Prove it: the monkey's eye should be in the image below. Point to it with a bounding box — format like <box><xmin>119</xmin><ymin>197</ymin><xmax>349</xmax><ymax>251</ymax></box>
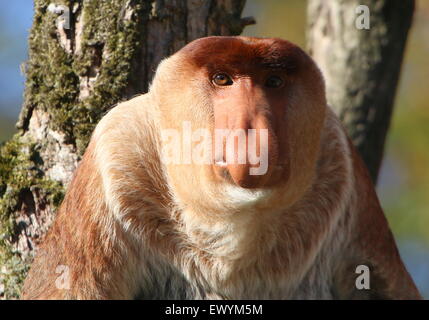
<box><xmin>212</xmin><ymin>73</ymin><xmax>233</xmax><ymax>86</ymax></box>
<box><xmin>265</xmin><ymin>75</ymin><xmax>284</xmax><ymax>88</ymax></box>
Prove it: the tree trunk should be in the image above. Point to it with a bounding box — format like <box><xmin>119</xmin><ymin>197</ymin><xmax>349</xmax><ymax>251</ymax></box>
<box><xmin>0</xmin><ymin>0</ymin><xmax>253</xmax><ymax>299</ymax></box>
<box><xmin>307</xmin><ymin>0</ymin><xmax>415</xmax><ymax>183</ymax></box>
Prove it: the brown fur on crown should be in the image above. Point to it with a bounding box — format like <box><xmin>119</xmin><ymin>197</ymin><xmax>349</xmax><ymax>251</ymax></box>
<box><xmin>180</xmin><ymin>36</ymin><xmax>305</xmax><ymax>76</ymax></box>
<box><xmin>21</xmin><ymin>36</ymin><xmax>420</xmax><ymax>300</ymax></box>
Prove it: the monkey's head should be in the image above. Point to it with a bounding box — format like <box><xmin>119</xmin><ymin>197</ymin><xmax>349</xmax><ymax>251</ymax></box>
<box><xmin>150</xmin><ymin>36</ymin><xmax>327</xmax><ymax>212</ymax></box>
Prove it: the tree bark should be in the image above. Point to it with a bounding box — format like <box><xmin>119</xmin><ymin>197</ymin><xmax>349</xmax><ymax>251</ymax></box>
<box><xmin>0</xmin><ymin>0</ymin><xmax>252</xmax><ymax>299</ymax></box>
<box><xmin>307</xmin><ymin>0</ymin><xmax>415</xmax><ymax>183</ymax></box>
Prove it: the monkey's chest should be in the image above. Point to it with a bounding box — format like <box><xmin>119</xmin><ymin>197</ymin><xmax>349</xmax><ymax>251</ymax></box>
<box><xmin>137</xmin><ymin>254</ymin><xmax>335</xmax><ymax>300</ymax></box>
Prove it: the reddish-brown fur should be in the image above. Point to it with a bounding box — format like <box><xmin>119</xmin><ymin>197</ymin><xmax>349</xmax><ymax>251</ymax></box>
<box><xmin>21</xmin><ymin>36</ymin><xmax>420</xmax><ymax>300</ymax></box>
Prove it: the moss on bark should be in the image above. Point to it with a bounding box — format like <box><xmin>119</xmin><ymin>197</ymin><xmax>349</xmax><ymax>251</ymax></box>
<box><xmin>20</xmin><ymin>0</ymin><xmax>149</xmax><ymax>153</ymax></box>
<box><xmin>0</xmin><ymin>135</ymin><xmax>64</xmax><ymax>299</ymax></box>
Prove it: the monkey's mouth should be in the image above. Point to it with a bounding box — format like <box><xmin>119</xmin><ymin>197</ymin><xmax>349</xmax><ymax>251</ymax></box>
<box><xmin>213</xmin><ymin>158</ymin><xmax>285</xmax><ymax>189</ymax></box>
<box><xmin>214</xmin><ymin>159</ymin><xmax>228</xmax><ymax>167</ymax></box>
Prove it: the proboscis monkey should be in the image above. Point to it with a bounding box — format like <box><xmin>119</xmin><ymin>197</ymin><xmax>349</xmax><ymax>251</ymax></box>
<box><xmin>22</xmin><ymin>36</ymin><xmax>420</xmax><ymax>300</ymax></box>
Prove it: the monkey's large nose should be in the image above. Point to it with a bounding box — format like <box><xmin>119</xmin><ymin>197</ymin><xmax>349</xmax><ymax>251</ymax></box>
<box><xmin>216</xmin><ymin>120</ymin><xmax>278</xmax><ymax>188</ymax></box>
<box><xmin>213</xmin><ymin>82</ymin><xmax>279</xmax><ymax>188</ymax></box>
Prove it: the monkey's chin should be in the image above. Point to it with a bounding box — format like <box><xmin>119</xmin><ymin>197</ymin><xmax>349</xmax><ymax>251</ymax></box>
<box><xmin>221</xmin><ymin>183</ymin><xmax>273</xmax><ymax>207</ymax></box>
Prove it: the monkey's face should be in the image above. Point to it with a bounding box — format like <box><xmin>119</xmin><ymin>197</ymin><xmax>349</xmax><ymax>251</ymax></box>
<box><xmin>153</xmin><ymin>36</ymin><xmax>326</xmax><ymax>208</ymax></box>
